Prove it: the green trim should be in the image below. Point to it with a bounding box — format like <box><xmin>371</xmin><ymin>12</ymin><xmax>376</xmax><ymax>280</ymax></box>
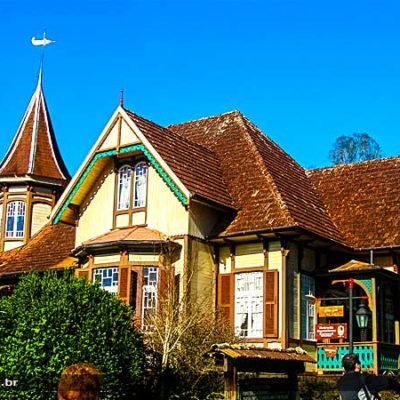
<box><xmin>358</xmin><ymin>278</ymin><xmax>373</xmax><ymax>297</ymax></box>
<box><xmin>53</xmin><ymin>144</ymin><xmax>188</xmax><ymax>224</ymax></box>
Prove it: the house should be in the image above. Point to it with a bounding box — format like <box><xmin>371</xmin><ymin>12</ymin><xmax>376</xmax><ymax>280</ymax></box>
<box><xmin>1</xmin><ymin>69</ymin><xmax>400</xmax><ymax>374</ymax></box>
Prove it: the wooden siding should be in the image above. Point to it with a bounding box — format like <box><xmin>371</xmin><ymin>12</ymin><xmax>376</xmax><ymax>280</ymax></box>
<box><xmin>235</xmin><ymin>242</ymin><xmax>264</xmax><ymax>269</ymax></box>
<box><xmin>189</xmin><ymin>239</ymin><xmax>215</xmax><ymax>308</ymax></box>
<box><xmin>132</xmin><ymin>211</ymin><xmax>146</xmax><ymax>226</ymax></box>
<box><xmin>31</xmin><ymin>203</ymin><xmax>51</xmax><ymax>236</ymax></box>
<box><xmin>128</xmin><ymin>254</ymin><xmax>160</xmax><ymax>263</ymax></box>
<box><xmin>4</xmin><ymin>241</ymin><xmax>24</xmax><ymax>251</ymax></box>
<box><xmin>146</xmin><ymin>167</ymin><xmax>188</xmax><ymax>237</ymax></box>
<box><xmin>76</xmin><ymin>162</ymin><xmax>115</xmax><ymax>244</ymax></box>
<box><xmin>268</xmin><ymin>241</ymin><xmax>281</xmax><ymax>268</ymax></box>
<box><xmin>93</xmin><ymin>255</ymin><xmax>121</xmax><ymax>264</ymax></box>
<box><xmin>301</xmin><ymin>247</ymin><xmax>316</xmax><ymax>272</ymax></box>
<box><xmin>188</xmin><ymin>202</ymin><xmax>220</xmax><ymax>238</ymax></box>
<box><xmin>115</xmin><ymin>213</ymin><xmax>129</xmax><ymax>228</ymax></box>
<box><xmin>219</xmin><ymin>246</ymin><xmax>232</xmax><ymax>274</ymax></box>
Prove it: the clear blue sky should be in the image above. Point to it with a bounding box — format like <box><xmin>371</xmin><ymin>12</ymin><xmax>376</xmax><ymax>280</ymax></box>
<box><xmin>1</xmin><ymin>0</ymin><xmax>399</xmax><ymax>174</ymax></box>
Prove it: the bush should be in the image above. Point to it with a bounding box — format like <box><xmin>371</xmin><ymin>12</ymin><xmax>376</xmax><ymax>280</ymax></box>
<box><xmin>0</xmin><ymin>271</ymin><xmax>144</xmax><ymax>400</ymax></box>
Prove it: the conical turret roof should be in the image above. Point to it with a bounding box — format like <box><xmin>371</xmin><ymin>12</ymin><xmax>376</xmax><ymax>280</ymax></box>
<box><xmin>0</xmin><ymin>67</ymin><xmax>70</xmax><ymax>183</ymax></box>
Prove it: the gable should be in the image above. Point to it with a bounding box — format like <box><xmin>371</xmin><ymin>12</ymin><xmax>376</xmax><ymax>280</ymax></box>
<box><xmin>51</xmin><ymin>107</ymin><xmax>191</xmax><ymax>225</ymax></box>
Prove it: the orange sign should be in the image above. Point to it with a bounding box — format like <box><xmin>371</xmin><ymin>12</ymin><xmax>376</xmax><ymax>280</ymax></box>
<box><xmin>319</xmin><ymin>305</ymin><xmax>344</xmax><ymax>317</ymax></box>
<box><xmin>315</xmin><ymin>323</ymin><xmax>347</xmax><ymax>339</ymax></box>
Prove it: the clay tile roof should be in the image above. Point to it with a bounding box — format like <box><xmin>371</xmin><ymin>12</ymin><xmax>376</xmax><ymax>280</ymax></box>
<box><xmin>82</xmin><ymin>226</ymin><xmax>168</xmax><ymax>246</ymax></box>
<box><xmin>308</xmin><ymin>156</ymin><xmax>400</xmax><ymax>249</ymax></box>
<box><xmin>125</xmin><ymin>110</ymin><xmax>235</xmax><ymax>209</ymax></box>
<box><xmin>0</xmin><ymin>222</ymin><xmax>76</xmax><ymax>277</ymax></box>
<box><xmin>0</xmin><ymin>70</ymin><xmax>70</xmax><ymax>182</ymax></box>
<box><xmin>169</xmin><ymin>111</ymin><xmax>344</xmax><ymax>243</ymax></box>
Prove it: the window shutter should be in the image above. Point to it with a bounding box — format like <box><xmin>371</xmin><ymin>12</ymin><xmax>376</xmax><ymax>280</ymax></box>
<box><xmin>218</xmin><ymin>274</ymin><xmax>233</xmax><ymax>325</ymax></box>
<box><xmin>118</xmin><ymin>267</ymin><xmax>130</xmax><ymax>303</ymax></box>
<box><xmin>159</xmin><ymin>267</ymin><xmax>175</xmax><ymax>301</ymax></box>
<box><xmin>264</xmin><ymin>269</ymin><xmax>279</xmax><ymax>337</ymax></box>
<box><xmin>76</xmin><ymin>269</ymin><xmax>89</xmax><ymax>281</ymax></box>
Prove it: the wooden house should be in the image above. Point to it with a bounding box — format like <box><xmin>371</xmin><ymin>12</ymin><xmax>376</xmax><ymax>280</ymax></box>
<box><xmin>0</xmin><ymin>72</ymin><xmax>400</xmax><ymax>373</ymax></box>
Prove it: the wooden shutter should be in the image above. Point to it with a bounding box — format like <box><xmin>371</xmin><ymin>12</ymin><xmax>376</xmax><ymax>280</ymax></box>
<box><xmin>158</xmin><ymin>267</ymin><xmax>175</xmax><ymax>303</ymax></box>
<box><xmin>217</xmin><ymin>274</ymin><xmax>233</xmax><ymax>326</ymax></box>
<box><xmin>264</xmin><ymin>269</ymin><xmax>279</xmax><ymax>337</ymax></box>
<box><xmin>76</xmin><ymin>269</ymin><xmax>89</xmax><ymax>281</ymax></box>
<box><xmin>118</xmin><ymin>266</ymin><xmax>130</xmax><ymax>303</ymax></box>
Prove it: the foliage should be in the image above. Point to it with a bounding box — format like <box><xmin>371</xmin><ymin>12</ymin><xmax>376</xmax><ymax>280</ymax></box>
<box><xmin>329</xmin><ymin>132</ymin><xmax>382</xmax><ymax>165</ymax></box>
<box><xmin>298</xmin><ymin>375</ymin><xmax>340</xmax><ymax>400</ymax></box>
<box><xmin>144</xmin><ymin>270</ymin><xmax>239</xmax><ymax>399</ymax></box>
<box><xmin>0</xmin><ymin>271</ymin><xmax>144</xmax><ymax>400</ymax></box>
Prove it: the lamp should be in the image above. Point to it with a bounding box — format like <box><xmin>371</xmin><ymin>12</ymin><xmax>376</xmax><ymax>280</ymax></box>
<box><xmin>355</xmin><ymin>302</ymin><xmax>371</xmax><ymax>329</ymax></box>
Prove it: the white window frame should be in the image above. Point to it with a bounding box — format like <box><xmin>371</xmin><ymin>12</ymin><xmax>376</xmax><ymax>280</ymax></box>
<box><xmin>117</xmin><ymin>165</ymin><xmax>131</xmax><ymax>210</ymax></box>
<box><xmin>93</xmin><ymin>267</ymin><xmax>119</xmax><ymax>295</ymax></box>
<box><xmin>133</xmin><ymin>162</ymin><xmax>148</xmax><ymax>208</ymax></box>
<box><xmin>142</xmin><ymin>266</ymin><xmax>158</xmax><ymax>330</ymax></box>
<box><xmin>234</xmin><ymin>271</ymin><xmax>264</xmax><ymax>338</ymax></box>
<box><xmin>5</xmin><ymin>201</ymin><xmax>25</xmax><ymax>238</ymax></box>
<box><xmin>306</xmin><ymin>298</ymin><xmax>316</xmax><ymax>340</ymax></box>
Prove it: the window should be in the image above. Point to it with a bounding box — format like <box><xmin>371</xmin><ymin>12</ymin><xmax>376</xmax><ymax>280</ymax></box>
<box><xmin>133</xmin><ymin>162</ymin><xmax>148</xmax><ymax>208</ymax></box>
<box><xmin>5</xmin><ymin>201</ymin><xmax>25</xmax><ymax>238</ymax></box>
<box><xmin>234</xmin><ymin>272</ymin><xmax>263</xmax><ymax>338</ymax></box>
<box><xmin>93</xmin><ymin>267</ymin><xmax>119</xmax><ymax>295</ymax></box>
<box><xmin>142</xmin><ymin>267</ymin><xmax>158</xmax><ymax>330</ymax></box>
<box><xmin>300</xmin><ymin>274</ymin><xmax>316</xmax><ymax>340</ymax></box>
<box><xmin>117</xmin><ymin>165</ymin><xmax>131</xmax><ymax>210</ymax></box>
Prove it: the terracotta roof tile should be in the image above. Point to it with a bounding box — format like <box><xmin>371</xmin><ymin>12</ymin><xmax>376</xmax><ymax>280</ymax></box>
<box><xmin>0</xmin><ymin>74</ymin><xmax>70</xmax><ymax>182</ymax></box>
<box><xmin>82</xmin><ymin>226</ymin><xmax>168</xmax><ymax>246</ymax></box>
<box><xmin>308</xmin><ymin>157</ymin><xmax>400</xmax><ymax>249</ymax></box>
<box><xmin>125</xmin><ymin>110</ymin><xmax>235</xmax><ymax>209</ymax></box>
<box><xmin>169</xmin><ymin>111</ymin><xmax>344</xmax><ymax>243</ymax></box>
<box><xmin>0</xmin><ymin>223</ymin><xmax>76</xmax><ymax>276</ymax></box>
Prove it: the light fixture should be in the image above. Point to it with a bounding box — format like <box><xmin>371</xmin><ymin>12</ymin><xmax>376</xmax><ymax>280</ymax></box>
<box><xmin>355</xmin><ymin>302</ymin><xmax>371</xmax><ymax>329</ymax></box>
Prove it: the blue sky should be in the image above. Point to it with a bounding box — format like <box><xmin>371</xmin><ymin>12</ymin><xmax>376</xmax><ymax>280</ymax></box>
<box><xmin>0</xmin><ymin>0</ymin><xmax>399</xmax><ymax>174</ymax></box>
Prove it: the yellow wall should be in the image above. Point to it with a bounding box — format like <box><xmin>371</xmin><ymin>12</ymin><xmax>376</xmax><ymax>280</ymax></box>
<box><xmin>146</xmin><ymin>167</ymin><xmax>188</xmax><ymax>236</ymax></box>
<box><xmin>188</xmin><ymin>202</ymin><xmax>220</xmax><ymax>238</ymax></box>
<box><xmin>76</xmin><ymin>162</ymin><xmax>115</xmax><ymax>245</ymax></box>
<box><xmin>31</xmin><ymin>203</ymin><xmax>52</xmax><ymax>236</ymax></box>
<box><xmin>219</xmin><ymin>246</ymin><xmax>232</xmax><ymax>274</ymax></box>
<box><xmin>235</xmin><ymin>242</ymin><xmax>264</xmax><ymax>268</ymax></box>
<box><xmin>188</xmin><ymin>239</ymin><xmax>215</xmax><ymax>309</ymax></box>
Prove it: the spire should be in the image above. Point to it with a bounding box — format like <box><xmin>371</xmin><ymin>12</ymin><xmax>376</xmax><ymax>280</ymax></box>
<box><xmin>0</xmin><ymin>65</ymin><xmax>70</xmax><ymax>183</ymax></box>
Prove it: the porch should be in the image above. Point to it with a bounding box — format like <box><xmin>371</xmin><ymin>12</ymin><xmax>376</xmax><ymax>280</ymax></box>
<box><xmin>317</xmin><ymin>342</ymin><xmax>400</xmax><ymax>374</ymax></box>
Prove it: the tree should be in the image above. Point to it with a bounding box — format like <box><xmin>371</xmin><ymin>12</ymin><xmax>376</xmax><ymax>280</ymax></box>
<box><xmin>0</xmin><ymin>271</ymin><xmax>144</xmax><ymax>400</ymax></box>
<box><xmin>329</xmin><ymin>132</ymin><xmax>382</xmax><ymax>165</ymax></box>
<box><xmin>144</xmin><ymin>267</ymin><xmax>239</xmax><ymax>400</ymax></box>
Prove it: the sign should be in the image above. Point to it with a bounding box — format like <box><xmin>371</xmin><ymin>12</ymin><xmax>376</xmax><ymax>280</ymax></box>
<box><xmin>315</xmin><ymin>323</ymin><xmax>347</xmax><ymax>339</ymax></box>
<box><xmin>323</xmin><ymin>346</ymin><xmax>338</xmax><ymax>358</ymax></box>
<box><xmin>319</xmin><ymin>305</ymin><xmax>344</xmax><ymax>317</ymax></box>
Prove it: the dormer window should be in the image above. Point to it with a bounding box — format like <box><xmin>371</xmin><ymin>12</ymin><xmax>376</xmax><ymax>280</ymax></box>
<box><xmin>117</xmin><ymin>165</ymin><xmax>131</xmax><ymax>210</ymax></box>
<box><xmin>133</xmin><ymin>162</ymin><xmax>148</xmax><ymax>208</ymax></box>
<box><xmin>115</xmin><ymin>161</ymin><xmax>149</xmax><ymax>228</ymax></box>
<box><xmin>5</xmin><ymin>201</ymin><xmax>25</xmax><ymax>238</ymax></box>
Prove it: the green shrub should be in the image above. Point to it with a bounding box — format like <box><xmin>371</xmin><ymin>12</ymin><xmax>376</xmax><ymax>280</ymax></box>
<box><xmin>0</xmin><ymin>271</ymin><xmax>144</xmax><ymax>400</ymax></box>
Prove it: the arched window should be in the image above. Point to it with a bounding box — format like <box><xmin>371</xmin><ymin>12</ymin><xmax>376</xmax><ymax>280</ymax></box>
<box><xmin>133</xmin><ymin>162</ymin><xmax>148</xmax><ymax>208</ymax></box>
<box><xmin>117</xmin><ymin>165</ymin><xmax>131</xmax><ymax>210</ymax></box>
<box><xmin>5</xmin><ymin>201</ymin><xmax>25</xmax><ymax>238</ymax></box>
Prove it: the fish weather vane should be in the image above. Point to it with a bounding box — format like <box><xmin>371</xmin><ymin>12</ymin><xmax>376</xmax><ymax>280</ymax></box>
<box><xmin>31</xmin><ymin>32</ymin><xmax>56</xmax><ymax>47</ymax></box>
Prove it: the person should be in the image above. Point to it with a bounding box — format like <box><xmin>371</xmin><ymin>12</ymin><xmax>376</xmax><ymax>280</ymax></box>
<box><xmin>57</xmin><ymin>363</ymin><xmax>101</xmax><ymax>400</ymax></box>
<box><xmin>338</xmin><ymin>353</ymin><xmax>400</xmax><ymax>400</ymax></box>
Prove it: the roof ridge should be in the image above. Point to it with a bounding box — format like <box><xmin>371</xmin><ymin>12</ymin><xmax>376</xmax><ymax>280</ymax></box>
<box><xmin>307</xmin><ymin>155</ymin><xmax>400</xmax><ymax>173</ymax></box>
<box><xmin>167</xmin><ymin>109</ymin><xmax>242</xmax><ymax>128</ymax></box>
<box><xmin>125</xmin><ymin>108</ymin><xmax>220</xmax><ymax>157</ymax></box>
<box><xmin>238</xmin><ymin>115</ymin><xmax>296</xmax><ymax>224</ymax></box>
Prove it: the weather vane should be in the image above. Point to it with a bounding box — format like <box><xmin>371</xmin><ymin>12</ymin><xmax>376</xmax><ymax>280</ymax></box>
<box><xmin>31</xmin><ymin>32</ymin><xmax>56</xmax><ymax>47</ymax></box>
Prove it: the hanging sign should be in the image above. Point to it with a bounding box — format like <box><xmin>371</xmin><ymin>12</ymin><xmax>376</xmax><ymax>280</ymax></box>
<box><xmin>315</xmin><ymin>323</ymin><xmax>347</xmax><ymax>339</ymax></box>
<box><xmin>319</xmin><ymin>305</ymin><xmax>344</xmax><ymax>317</ymax></box>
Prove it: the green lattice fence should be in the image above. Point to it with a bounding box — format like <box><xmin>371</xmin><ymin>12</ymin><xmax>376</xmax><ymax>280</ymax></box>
<box><xmin>317</xmin><ymin>345</ymin><xmax>374</xmax><ymax>370</ymax></box>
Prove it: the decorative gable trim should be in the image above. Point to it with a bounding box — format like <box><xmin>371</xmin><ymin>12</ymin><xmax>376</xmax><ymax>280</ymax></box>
<box><xmin>53</xmin><ymin>143</ymin><xmax>188</xmax><ymax>224</ymax></box>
